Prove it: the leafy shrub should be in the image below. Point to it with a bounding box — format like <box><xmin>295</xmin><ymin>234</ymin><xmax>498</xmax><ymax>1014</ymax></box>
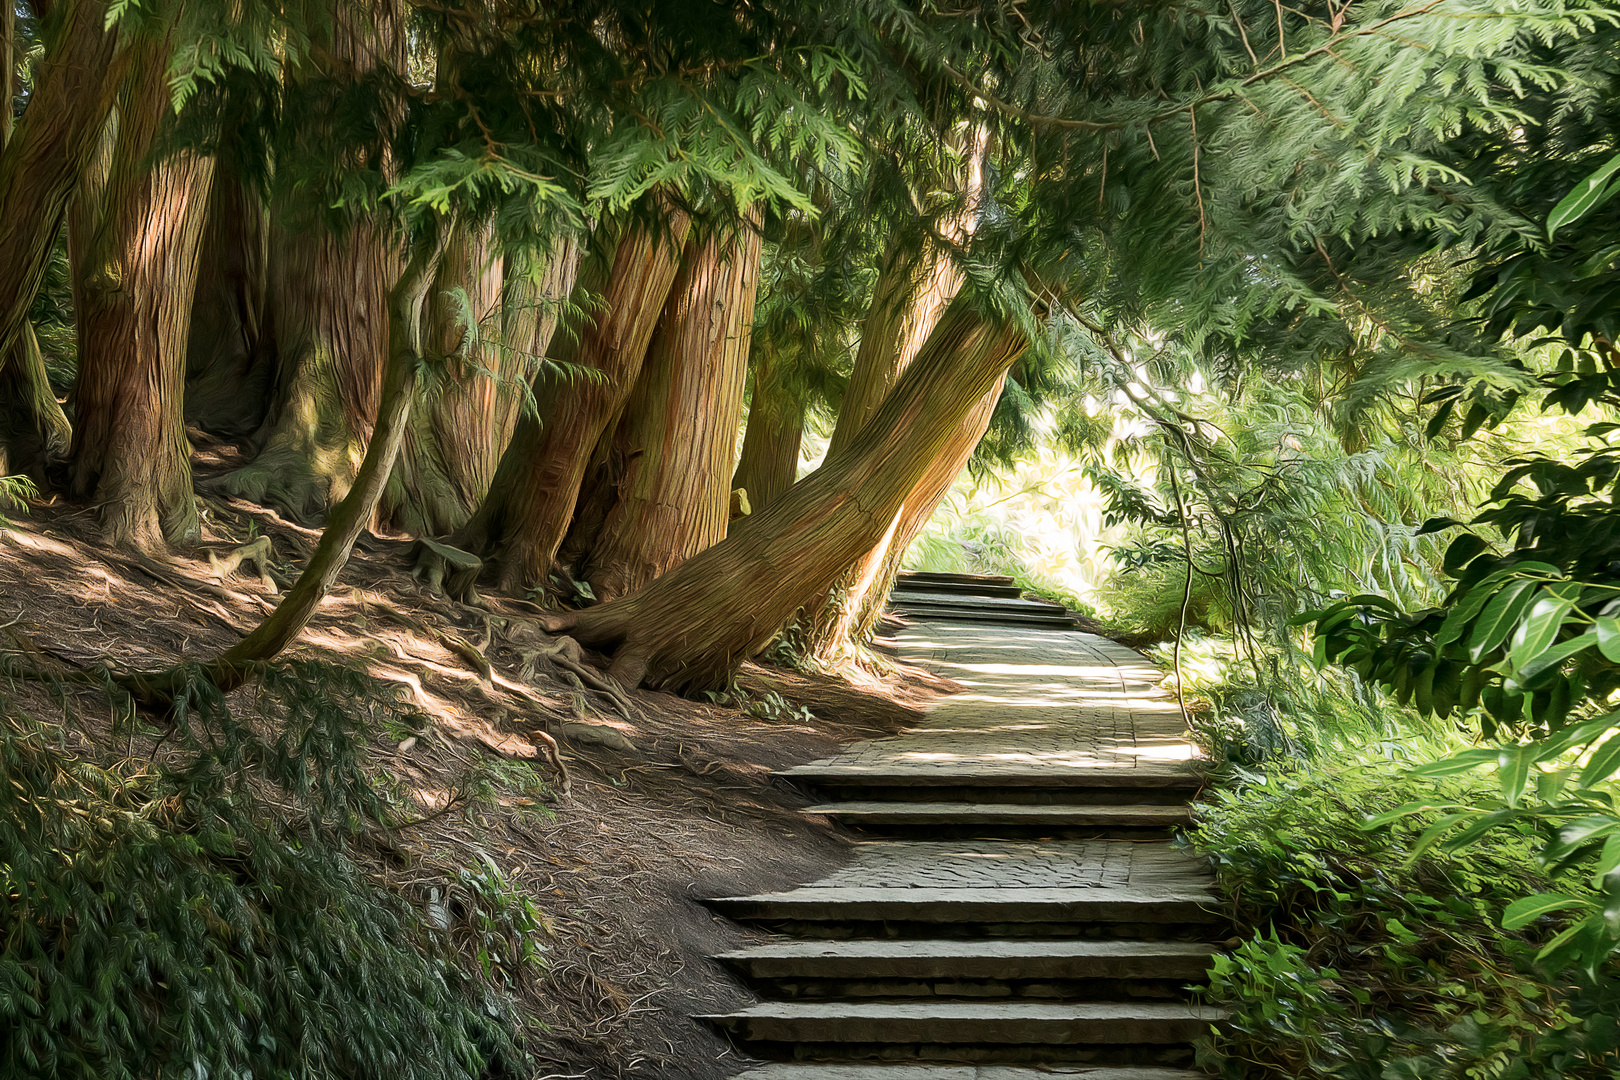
<box><xmin>1190</xmin><ymin>758</ymin><xmax>1619</xmax><ymax>1079</ymax></box>
<box><xmin>0</xmin><ymin>662</ymin><xmax>523</xmax><ymax>1080</ymax></box>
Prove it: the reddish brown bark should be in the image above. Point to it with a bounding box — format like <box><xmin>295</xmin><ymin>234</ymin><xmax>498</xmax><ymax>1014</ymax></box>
<box><xmin>454</xmin><ymin>215</ymin><xmax>691</xmax><ymax>591</ymax></box>
<box><xmin>573</xmin><ymin>222</ymin><xmax>763</xmax><ymax>600</ymax></box>
<box><xmin>219</xmin><ymin>2</ymin><xmax>405</xmax><ymax>522</ymax></box>
<box><xmin>730</xmin><ymin>341</ymin><xmax>806</xmax><ymax>516</ymax></box>
<box><xmin>68</xmin><ymin>37</ymin><xmax>215</xmax><ymax>549</ymax></box>
<box><xmin>541</xmin><ymin>293</ymin><xmax>1030</xmax><ymax>692</ymax></box>
<box><xmin>384</xmin><ymin>231</ymin><xmax>580</xmax><ymax>536</ymax></box>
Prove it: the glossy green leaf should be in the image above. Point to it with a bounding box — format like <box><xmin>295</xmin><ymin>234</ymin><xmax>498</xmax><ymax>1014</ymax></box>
<box><xmin>1536</xmin><ymin>712</ymin><xmax>1620</xmax><ymax>761</ymax></box>
<box><xmin>1507</xmin><ymin>589</ymin><xmax>1580</xmax><ymax>673</ymax></box>
<box><xmin>1413</xmin><ymin>747</ymin><xmax>1500</xmax><ymax>777</ymax></box>
<box><xmin>1597</xmin><ymin>616</ymin><xmax>1620</xmax><ymax>662</ymax></box>
<box><xmin>1502</xmin><ymin>892</ymin><xmax>1587</xmax><ymax>930</ymax></box>
<box><xmin>1500</xmin><ymin>744</ymin><xmax>1535</xmax><ymax>809</ymax></box>
<box><xmin>1467</xmin><ymin>580</ymin><xmax>1538</xmax><ymax>662</ymax></box>
<box><xmin>1515</xmin><ymin>630</ymin><xmax>1598</xmax><ymax>682</ymax></box>
<box><xmin>1578</xmin><ymin>734</ymin><xmax>1620</xmax><ymax>788</ymax></box>
<box><xmin>1548</xmin><ymin>150</ymin><xmax>1620</xmax><ymax>238</ymax></box>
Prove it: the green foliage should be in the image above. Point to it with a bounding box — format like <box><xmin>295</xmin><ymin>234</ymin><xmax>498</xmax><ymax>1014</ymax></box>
<box><xmin>702</xmin><ymin>684</ymin><xmax>816</xmax><ymax>724</ymax></box>
<box><xmin>1190</xmin><ymin>757</ymin><xmax>1620</xmax><ymax>1079</ymax></box>
<box><xmin>0</xmin><ymin>662</ymin><xmax>524</xmax><ymax>1080</ymax></box>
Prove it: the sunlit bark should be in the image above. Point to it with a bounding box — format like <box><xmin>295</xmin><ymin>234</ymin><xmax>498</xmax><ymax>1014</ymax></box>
<box><xmin>571</xmin><ymin>222</ymin><xmax>762</xmax><ymax>600</ymax></box>
<box><xmin>68</xmin><ymin>37</ymin><xmax>214</xmax><ymax>549</ymax></box>
<box><xmin>539</xmin><ymin>294</ymin><xmax>1029</xmax><ymax>692</ymax></box>
<box><xmin>731</xmin><ymin>340</ymin><xmax>805</xmax><ymax>515</ymax></box>
<box><xmin>454</xmin><ymin>213</ymin><xmax>691</xmax><ymax>590</ymax></box>
<box><xmin>384</xmin><ymin>230</ymin><xmax>580</xmax><ymax>536</ymax></box>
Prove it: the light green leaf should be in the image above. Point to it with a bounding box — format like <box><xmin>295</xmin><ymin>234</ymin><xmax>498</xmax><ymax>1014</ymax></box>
<box><xmin>1549</xmin><ymin>151</ymin><xmax>1620</xmax><ymax>239</ymax></box>
<box><xmin>1468</xmin><ymin>580</ymin><xmax>1538</xmax><ymax>662</ymax></box>
<box><xmin>1507</xmin><ymin>589</ymin><xmax>1580</xmax><ymax>673</ymax></box>
<box><xmin>1500</xmin><ymin>744</ymin><xmax>1535</xmax><ymax>809</ymax></box>
<box><xmin>1578</xmin><ymin>734</ymin><xmax>1620</xmax><ymax>789</ymax></box>
<box><xmin>1514</xmin><ymin>630</ymin><xmax>1598</xmax><ymax>682</ymax></box>
<box><xmin>1597</xmin><ymin>616</ymin><xmax>1620</xmax><ymax>662</ymax></box>
<box><xmin>1504</xmin><ymin>892</ymin><xmax>1587</xmax><ymax>930</ymax></box>
<box><xmin>1413</xmin><ymin>747</ymin><xmax>1500</xmax><ymax>777</ymax></box>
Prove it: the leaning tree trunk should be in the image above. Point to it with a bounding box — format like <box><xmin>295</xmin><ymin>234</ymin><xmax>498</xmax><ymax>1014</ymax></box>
<box><xmin>539</xmin><ymin>293</ymin><xmax>1030</xmax><ymax>692</ymax></box>
<box><xmin>568</xmin><ymin>222</ymin><xmax>762</xmax><ymax>601</ymax></box>
<box><xmin>798</xmin><ymin>235</ymin><xmax>968</xmax><ymax>659</ymax></box>
<box><xmin>454</xmin><ymin>213</ymin><xmax>690</xmax><ymax>591</ymax></box>
<box><xmin>818</xmin><ymin>379</ymin><xmax>1004</xmax><ymax>658</ymax></box>
<box><xmin>731</xmin><ymin>340</ymin><xmax>806</xmax><ymax>516</ymax></box>
<box><xmin>68</xmin><ymin>38</ymin><xmax>215</xmax><ymax>550</ymax></box>
<box><xmin>184</xmin><ymin>161</ymin><xmax>272</xmax><ymax>437</ymax></box>
<box><xmin>217</xmin><ymin>3</ymin><xmax>405</xmax><ymax>522</ymax></box>
<box><xmin>382</xmin><ymin>229</ymin><xmax>579</xmax><ymax>536</ymax></box>
<box><xmin>0</xmin><ymin>0</ymin><xmax>129</xmax><ymax>474</ymax></box>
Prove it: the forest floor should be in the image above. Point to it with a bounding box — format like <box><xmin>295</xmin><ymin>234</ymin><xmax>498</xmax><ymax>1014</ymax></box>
<box><xmin>0</xmin><ymin>472</ymin><xmax>959</xmax><ymax>1079</ymax></box>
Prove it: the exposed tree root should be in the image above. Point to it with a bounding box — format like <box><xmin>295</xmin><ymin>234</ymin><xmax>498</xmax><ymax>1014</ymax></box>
<box><xmin>208</xmin><ymin>536</ymin><xmax>279</xmax><ymax>594</ymax></box>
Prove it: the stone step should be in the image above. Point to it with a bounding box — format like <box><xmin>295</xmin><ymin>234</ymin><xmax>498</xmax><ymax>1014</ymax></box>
<box><xmin>887</xmin><ymin>607</ymin><xmax>1079</xmax><ymax>630</ymax></box>
<box><xmin>707</xmin><ymin>887</ymin><xmax>1221</xmax><ymax>930</ymax></box>
<box><xmin>718</xmin><ymin>939</ymin><xmax>1217</xmax><ymax>982</ymax></box>
<box><xmin>898</xmin><ymin>571</ymin><xmax>1017</xmax><ymax>588</ymax></box>
<box><xmin>778</xmin><ymin>765</ymin><xmax>1204</xmax><ymax>792</ymax></box>
<box><xmin>892</xmin><ymin>580</ymin><xmax>1027</xmax><ymax>600</ymax></box>
<box><xmin>700</xmin><ymin>1001</ymin><xmax>1227</xmax><ymax>1045</ymax></box>
<box><xmin>804</xmin><ymin>803</ymin><xmax>1193</xmax><ymax>831</ymax></box>
<box><xmin>888</xmin><ymin>596</ymin><xmax>1072</xmax><ymax>618</ymax></box>
<box><xmin>737</xmin><ymin>1065</ymin><xmax>1210</xmax><ymax>1080</ymax></box>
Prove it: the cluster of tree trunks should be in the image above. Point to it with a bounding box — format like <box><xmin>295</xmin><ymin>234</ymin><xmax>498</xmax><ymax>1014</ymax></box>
<box><xmin>0</xmin><ymin>5</ymin><xmax>1021</xmax><ymax>693</ymax></box>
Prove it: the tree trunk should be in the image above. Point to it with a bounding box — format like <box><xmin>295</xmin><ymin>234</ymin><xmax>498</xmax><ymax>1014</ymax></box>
<box><xmin>730</xmin><ymin>340</ymin><xmax>806</xmax><ymax>516</ymax></box>
<box><xmin>0</xmin><ymin>0</ymin><xmax>129</xmax><ymax>476</ymax></box>
<box><xmin>0</xmin><ymin>0</ymin><xmax>128</xmax><ymax>364</ymax></box>
<box><xmin>383</xmin><ymin>229</ymin><xmax>580</xmax><ymax>536</ymax></box>
<box><xmin>217</xmin><ymin>3</ymin><xmax>405</xmax><ymax>522</ymax></box>
<box><xmin>454</xmin><ymin>214</ymin><xmax>691</xmax><ymax>592</ymax></box>
<box><xmin>68</xmin><ymin>37</ymin><xmax>214</xmax><ymax>550</ymax></box>
<box><xmin>814</xmin><ymin>379</ymin><xmax>1004</xmax><ymax>660</ymax></box>
<box><xmin>572</xmin><ymin>222</ymin><xmax>762</xmax><ymax>601</ymax></box>
<box><xmin>184</xmin><ymin>163</ymin><xmax>272</xmax><ymax>437</ymax></box>
<box><xmin>540</xmin><ymin>293</ymin><xmax>1030</xmax><ymax>692</ymax></box>
<box><xmin>796</xmin><ymin>132</ymin><xmax>988</xmax><ymax>659</ymax></box>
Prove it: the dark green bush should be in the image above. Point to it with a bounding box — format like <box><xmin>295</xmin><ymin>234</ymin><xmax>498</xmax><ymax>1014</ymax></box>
<box><xmin>1190</xmin><ymin>759</ymin><xmax>1620</xmax><ymax>1079</ymax></box>
<box><xmin>0</xmin><ymin>662</ymin><xmax>523</xmax><ymax>1080</ymax></box>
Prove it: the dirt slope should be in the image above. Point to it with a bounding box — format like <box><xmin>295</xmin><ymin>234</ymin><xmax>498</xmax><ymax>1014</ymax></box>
<box><xmin>0</xmin><ymin>485</ymin><xmax>954</xmax><ymax>1078</ymax></box>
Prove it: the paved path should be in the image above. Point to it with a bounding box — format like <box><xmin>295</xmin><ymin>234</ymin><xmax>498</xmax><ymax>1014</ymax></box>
<box><xmin>816</xmin><ymin>624</ymin><xmax>1198</xmax><ymax>777</ymax></box>
<box><xmin>705</xmin><ymin>617</ymin><xmax>1221</xmax><ymax>1074</ymax></box>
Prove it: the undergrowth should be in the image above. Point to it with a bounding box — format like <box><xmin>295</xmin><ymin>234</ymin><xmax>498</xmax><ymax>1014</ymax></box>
<box><xmin>0</xmin><ymin>660</ymin><xmax>533</xmax><ymax>1080</ymax></box>
<box><xmin>1191</xmin><ymin>755</ymin><xmax>1619</xmax><ymax>1079</ymax></box>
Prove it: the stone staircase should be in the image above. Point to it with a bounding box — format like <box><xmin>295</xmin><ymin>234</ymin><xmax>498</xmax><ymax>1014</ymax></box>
<box><xmin>887</xmin><ymin>572</ymin><xmax>1079</xmax><ymax>631</ymax></box>
<box><xmin>697</xmin><ymin>613</ymin><xmax>1224</xmax><ymax>1077</ymax></box>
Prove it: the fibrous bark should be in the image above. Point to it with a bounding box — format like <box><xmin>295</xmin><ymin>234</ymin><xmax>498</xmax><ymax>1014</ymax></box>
<box><xmin>218</xmin><ymin>2</ymin><xmax>405</xmax><ymax>522</ymax></box>
<box><xmin>731</xmin><ymin>340</ymin><xmax>806</xmax><ymax>516</ymax></box>
<box><xmin>0</xmin><ymin>0</ymin><xmax>129</xmax><ymax>364</ymax></box>
<box><xmin>454</xmin><ymin>214</ymin><xmax>691</xmax><ymax>592</ymax></box>
<box><xmin>384</xmin><ymin>229</ymin><xmax>580</xmax><ymax>537</ymax></box>
<box><xmin>568</xmin><ymin>222</ymin><xmax>762</xmax><ymax>601</ymax></box>
<box><xmin>539</xmin><ymin>293</ymin><xmax>1030</xmax><ymax>692</ymax></box>
<box><xmin>0</xmin><ymin>0</ymin><xmax>130</xmax><ymax>476</ymax></box>
<box><xmin>68</xmin><ymin>37</ymin><xmax>215</xmax><ymax>549</ymax></box>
